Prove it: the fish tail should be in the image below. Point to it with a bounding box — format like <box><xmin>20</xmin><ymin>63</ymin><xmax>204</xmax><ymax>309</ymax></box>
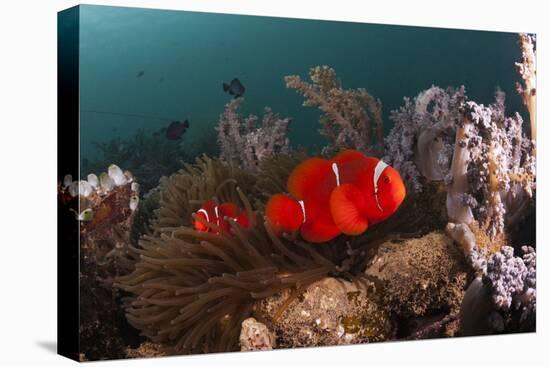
<box><xmin>223</xmin><ymin>83</ymin><xmax>229</xmax><ymax>92</ymax></box>
<box><xmin>265</xmin><ymin>194</ymin><xmax>304</xmax><ymax>236</ymax></box>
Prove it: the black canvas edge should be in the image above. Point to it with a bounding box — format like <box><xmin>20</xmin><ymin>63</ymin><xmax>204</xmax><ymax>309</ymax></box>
<box><xmin>57</xmin><ymin>5</ymin><xmax>80</xmax><ymax>362</ymax></box>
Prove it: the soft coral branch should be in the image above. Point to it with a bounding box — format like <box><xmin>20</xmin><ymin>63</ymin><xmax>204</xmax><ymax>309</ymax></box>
<box><xmin>515</xmin><ymin>33</ymin><xmax>536</xmax><ymax>145</ymax></box>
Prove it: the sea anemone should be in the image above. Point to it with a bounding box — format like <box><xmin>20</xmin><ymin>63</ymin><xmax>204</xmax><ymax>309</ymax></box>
<box><xmin>116</xmin><ymin>156</ymin><xmax>351</xmax><ymax>354</ymax></box>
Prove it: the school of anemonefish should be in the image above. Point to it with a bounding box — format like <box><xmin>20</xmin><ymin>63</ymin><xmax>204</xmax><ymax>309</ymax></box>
<box><xmin>265</xmin><ymin>149</ymin><xmax>406</xmax><ymax>243</ymax></box>
<box><xmin>192</xmin><ymin>149</ymin><xmax>406</xmax><ymax>243</ymax></box>
<box><xmin>193</xmin><ymin>199</ymin><xmax>252</xmax><ymax>233</ymax></box>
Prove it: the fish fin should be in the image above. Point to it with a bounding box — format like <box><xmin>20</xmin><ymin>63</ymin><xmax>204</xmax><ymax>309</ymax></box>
<box><xmin>236</xmin><ymin>211</ymin><xmax>251</xmax><ymax>229</ymax></box>
<box><xmin>223</xmin><ymin>83</ymin><xmax>229</xmax><ymax>92</ymax></box>
<box><xmin>265</xmin><ymin>194</ymin><xmax>303</xmax><ymax>235</ymax></box>
<box><xmin>300</xmin><ymin>221</ymin><xmax>341</xmax><ymax>243</ymax></box>
<box><xmin>287</xmin><ymin>158</ymin><xmax>332</xmax><ymax>199</ymax></box>
<box><xmin>329</xmin><ymin>184</ymin><xmax>369</xmax><ymax>236</ymax></box>
<box><xmin>218</xmin><ymin>202</ymin><xmax>239</xmax><ymax>218</ymax></box>
<box><xmin>333</xmin><ymin>149</ymin><xmax>369</xmax><ymax>165</ymax></box>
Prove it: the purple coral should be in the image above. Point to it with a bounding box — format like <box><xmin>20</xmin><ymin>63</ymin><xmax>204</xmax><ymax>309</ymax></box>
<box><xmin>485</xmin><ymin>245</ymin><xmax>536</xmax><ymax>321</ymax></box>
<box><xmin>386</xmin><ymin>86</ymin><xmax>535</xmax><ymax>238</ymax></box>
<box><xmin>216</xmin><ymin>97</ymin><xmax>290</xmax><ymax>172</ymax></box>
<box><xmin>461</xmin><ymin>95</ymin><xmax>535</xmax><ymax>238</ymax></box>
<box><xmin>285</xmin><ymin>65</ymin><xmax>383</xmax><ymax>157</ymax></box>
<box><xmin>384</xmin><ymin>86</ymin><xmax>466</xmax><ymax>193</ymax></box>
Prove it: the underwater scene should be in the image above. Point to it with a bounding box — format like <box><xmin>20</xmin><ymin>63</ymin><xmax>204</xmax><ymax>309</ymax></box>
<box><xmin>58</xmin><ymin>5</ymin><xmax>536</xmax><ymax>361</ymax></box>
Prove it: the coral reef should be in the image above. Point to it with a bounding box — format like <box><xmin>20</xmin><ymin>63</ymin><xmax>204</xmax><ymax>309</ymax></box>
<box><xmin>460</xmin><ymin>99</ymin><xmax>535</xmax><ymax>238</ymax></box>
<box><xmin>446</xmin><ymin>222</ymin><xmax>536</xmax><ymax>334</ymax></box>
<box><xmin>76</xmin><ymin>33</ymin><xmax>536</xmax><ymax>359</ymax></box>
<box><xmin>385</xmin><ymin>86</ymin><xmax>535</xmax><ymax>239</ymax></box>
<box><xmin>258</xmin><ymin>277</ymin><xmax>393</xmax><ymax>347</ymax></box>
<box><xmin>365</xmin><ymin>231</ymin><xmax>469</xmax><ymax>319</ymax></box>
<box><xmin>216</xmin><ymin>97</ymin><xmax>291</xmax><ymax>172</ymax></box>
<box><xmin>59</xmin><ymin>166</ymin><xmax>142</xmax><ymax>360</ymax></box>
<box><xmin>239</xmin><ymin>318</ymin><xmax>276</xmax><ymax>351</ymax></box>
<box><xmin>285</xmin><ymin>66</ymin><xmax>383</xmax><ymax>156</ymax></box>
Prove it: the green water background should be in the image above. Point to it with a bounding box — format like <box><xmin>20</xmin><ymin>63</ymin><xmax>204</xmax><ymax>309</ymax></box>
<box><xmin>79</xmin><ymin>4</ymin><xmax>525</xmax><ymax>164</ymax></box>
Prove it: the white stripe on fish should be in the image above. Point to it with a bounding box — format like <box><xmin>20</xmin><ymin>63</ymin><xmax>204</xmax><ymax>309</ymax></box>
<box><xmin>373</xmin><ymin>160</ymin><xmax>389</xmax><ymax>212</ymax></box>
<box><xmin>298</xmin><ymin>200</ymin><xmax>306</xmax><ymax>223</ymax></box>
<box><xmin>331</xmin><ymin>162</ymin><xmax>341</xmax><ymax>187</ymax></box>
<box><xmin>198</xmin><ymin>208</ymin><xmax>209</xmax><ymax>223</ymax></box>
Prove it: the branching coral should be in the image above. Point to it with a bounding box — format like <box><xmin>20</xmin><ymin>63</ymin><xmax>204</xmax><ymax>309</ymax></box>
<box><xmin>385</xmin><ymin>86</ymin><xmax>535</xmax><ymax>239</ymax></box>
<box><xmin>486</xmin><ymin>245</ymin><xmax>536</xmax><ymax>320</ymax></box>
<box><xmin>459</xmin><ymin>98</ymin><xmax>535</xmax><ymax>238</ymax></box>
<box><xmin>384</xmin><ymin>86</ymin><xmax>466</xmax><ymax>193</ymax></box>
<box><xmin>447</xmin><ymin>223</ymin><xmax>536</xmax><ymax>334</ymax></box>
<box><xmin>285</xmin><ymin>65</ymin><xmax>383</xmax><ymax>156</ymax></box>
<box><xmin>515</xmin><ymin>33</ymin><xmax>536</xmax><ymax>145</ymax></box>
<box><xmin>216</xmin><ymin>97</ymin><xmax>291</xmax><ymax>172</ymax></box>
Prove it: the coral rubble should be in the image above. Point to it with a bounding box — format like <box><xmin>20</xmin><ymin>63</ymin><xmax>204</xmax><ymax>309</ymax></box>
<box><xmin>285</xmin><ymin>65</ymin><xmax>383</xmax><ymax>156</ymax></box>
<box><xmin>216</xmin><ymin>97</ymin><xmax>291</xmax><ymax>172</ymax></box>
<box><xmin>239</xmin><ymin>318</ymin><xmax>277</xmax><ymax>351</ymax></box>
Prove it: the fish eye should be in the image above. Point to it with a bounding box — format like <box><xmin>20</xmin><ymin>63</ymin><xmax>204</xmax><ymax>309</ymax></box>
<box><xmin>384</xmin><ymin>176</ymin><xmax>391</xmax><ymax>184</ymax></box>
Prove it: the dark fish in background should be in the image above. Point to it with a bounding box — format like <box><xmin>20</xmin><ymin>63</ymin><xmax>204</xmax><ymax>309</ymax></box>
<box><xmin>136</xmin><ymin>70</ymin><xmax>145</xmax><ymax>78</ymax></box>
<box><xmin>161</xmin><ymin>120</ymin><xmax>190</xmax><ymax>140</ymax></box>
<box><xmin>223</xmin><ymin>78</ymin><xmax>245</xmax><ymax>98</ymax></box>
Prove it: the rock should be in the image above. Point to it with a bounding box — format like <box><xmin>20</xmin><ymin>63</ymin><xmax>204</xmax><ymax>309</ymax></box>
<box><xmin>239</xmin><ymin>318</ymin><xmax>276</xmax><ymax>351</ymax></box>
<box><xmin>365</xmin><ymin>231</ymin><xmax>469</xmax><ymax>318</ymax></box>
<box><xmin>258</xmin><ymin>277</ymin><xmax>393</xmax><ymax>348</ymax></box>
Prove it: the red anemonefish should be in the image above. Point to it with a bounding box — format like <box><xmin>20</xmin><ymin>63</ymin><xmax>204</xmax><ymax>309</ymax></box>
<box><xmin>265</xmin><ymin>149</ymin><xmax>406</xmax><ymax>243</ymax></box>
<box><xmin>193</xmin><ymin>200</ymin><xmax>251</xmax><ymax>233</ymax></box>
